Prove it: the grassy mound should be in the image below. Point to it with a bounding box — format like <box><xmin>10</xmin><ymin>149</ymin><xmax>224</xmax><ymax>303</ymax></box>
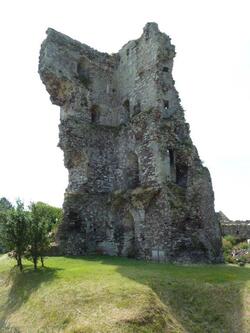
<box><xmin>0</xmin><ymin>254</ymin><xmax>249</xmax><ymax>332</ymax></box>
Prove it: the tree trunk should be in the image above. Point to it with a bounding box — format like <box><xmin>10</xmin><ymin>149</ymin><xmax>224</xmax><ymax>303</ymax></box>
<box><xmin>33</xmin><ymin>256</ymin><xmax>38</xmax><ymax>270</ymax></box>
<box><xmin>17</xmin><ymin>255</ymin><xmax>23</xmax><ymax>272</ymax></box>
<box><xmin>41</xmin><ymin>256</ymin><xmax>44</xmax><ymax>268</ymax></box>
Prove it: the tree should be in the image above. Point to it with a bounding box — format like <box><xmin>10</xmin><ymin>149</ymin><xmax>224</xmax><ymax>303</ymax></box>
<box><xmin>0</xmin><ymin>211</ymin><xmax>8</xmax><ymax>253</ymax></box>
<box><xmin>0</xmin><ymin>199</ymin><xmax>62</xmax><ymax>271</ymax></box>
<box><xmin>31</xmin><ymin>202</ymin><xmax>62</xmax><ymax>235</ymax></box>
<box><xmin>27</xmin><ymin>203</ymin><xmax>51</xmax><ymax>270</ymax></box>
<box><xmin>0</xmin><ymin>197</ymin><xmax>12</xmax><ymax>211</ymax></box>
<box><xmin>0</xmin><ymin>200</ymin><xmax>29</xmax><ymax>271</ymax></box>
<box><xmin>0</xmin><ymin>197</ymin><xmax>12</xmax><ymax>253</ymax></box>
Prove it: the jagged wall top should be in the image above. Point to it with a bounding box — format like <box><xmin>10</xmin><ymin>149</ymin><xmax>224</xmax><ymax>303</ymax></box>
<box><xmin>39</xmin><ymin>22</ymin><xmax>176</xmax><ymax>116</ymax></box>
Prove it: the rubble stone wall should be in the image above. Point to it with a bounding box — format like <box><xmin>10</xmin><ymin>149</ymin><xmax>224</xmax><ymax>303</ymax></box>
<box><xmin>217</xmin><ymin>212</ymin><xmax>250</xmax><ymax>239</ymax></box>
<box><xmin>39</xmin><ymin>23</ymin><xmax>223</xmax><ymax>262</ymax></box>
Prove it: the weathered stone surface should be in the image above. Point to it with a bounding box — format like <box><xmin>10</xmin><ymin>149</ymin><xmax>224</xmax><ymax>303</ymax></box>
<box><xmin>217</xmin><ymin>211</ymin><xmax>250</xmax><ymax>239</ymax></box>
<box><xmin>39</xmin><ymin>23</ymin><xmax>223</xmax><ymax>262</ymax></box>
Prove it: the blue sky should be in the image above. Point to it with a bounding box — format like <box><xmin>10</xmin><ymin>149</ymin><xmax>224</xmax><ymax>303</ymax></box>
<box><xmin>0</xmin><ymin>0</ymin><xmax>249</xmax><ymax>220</ymax></box>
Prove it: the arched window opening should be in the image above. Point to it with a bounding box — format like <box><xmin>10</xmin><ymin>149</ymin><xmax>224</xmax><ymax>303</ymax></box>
<box><xmin>163</xmin><ymin>66</ymin><xmax>169</xmax><ymax>72</ymax></box>
<box><xmin>127</xmin><ymin>152</ymin><xmax>140</xmax><ymax>189</ymax></box>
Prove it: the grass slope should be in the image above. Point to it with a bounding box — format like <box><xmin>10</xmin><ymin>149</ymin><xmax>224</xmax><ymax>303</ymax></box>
<box><xmin>0</xmin><ymin>254</ymin><xmax>249</xmax><ymax>332</ymax></box>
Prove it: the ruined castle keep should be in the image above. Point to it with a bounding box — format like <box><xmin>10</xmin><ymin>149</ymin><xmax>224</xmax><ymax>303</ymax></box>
<box><xmin>39</xmin><ymin>23</ymin><xmax>222</xmax><ymax>262</ymax></box>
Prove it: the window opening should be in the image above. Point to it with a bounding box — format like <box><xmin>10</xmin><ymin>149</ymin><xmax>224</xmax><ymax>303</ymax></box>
<box><xmin>164</xmin><ymin>100</ymin><xmax>169</xmax><ymax>109</ymax></box>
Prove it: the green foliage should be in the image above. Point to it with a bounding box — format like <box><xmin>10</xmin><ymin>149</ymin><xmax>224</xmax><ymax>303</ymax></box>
<box><xmin>26</xmin><ymin>203</ymin><xmax>51</xmax><ymax>270</ymax></box>
<box><xmin>0</xmin><ymin>200</ymin><xmax>30</xmax><ymax>271</ymax></box>
<box><xmin>224</xmin><ymin>254</ymin><xmax>236</xmax><ymax>264</ymax></box>
<box><xmin>31</xmin><ymin>202</ymin><xmax>62</xmax><ymax>235</ymax></box>
<box><xmin>236</xmin><ymin>241</ymin><xmax>249</xmax><ymax>250</ymax></box>
<box><xmin>223</xmin><ymin>235</ymin><xmax>238</xmax><ymax>246</ymax></box>
<box><xmin>0</xmin><ymin>199</ymin><xmax>62</xmax><ymax>270</ymax></box>
<box><xmin>0</xmin><ymin>197</ymin><xmax>12</xmax><ymax>211</ymax></box>
<box><xmin>222</xmin><ymin>238</ymin><xmax>233</xmax><ymax>253</ymax></box>
<box><xmin>245</xmin><ymin>252</ymin><xmax>250</xmax><ymax>263</ymax></box>
<box><xmin>0</xmin><ymin>197</ymin><xmax>12</xmax><ymax>253</ymax></box>
<box><xmin>236</xmin><ymin>255</ymin><xmax>247</xmax><ymax>266</ymax></box>
<box><xmin>222</xmin><ymin>236</ymin><xmax>250</xmax><ymax>266</ymax></box>
<box><xmin>0</xmin><ymin>211</ymin><xmax>8</xmax><ymax>253</ymax></box>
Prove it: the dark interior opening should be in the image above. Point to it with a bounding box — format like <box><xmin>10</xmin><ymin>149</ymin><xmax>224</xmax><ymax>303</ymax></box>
<box><xmin>176</xmin><ymin>164</ymin><xmax>188</xmax><ymax>187</ymax></box>
<box><xmin>164</xmin><ymin>100</ymin><xmax>169</xmax><ymax>109</ymax></box>
<box><xmin>163</xmin><ymin>67</ymin><xmax>169</xmax><ymax>72</ymax></box>
<box><xmin>123</xmin><ymin>99</ymin><xmax>130</xmax><ymax>112</ymax></box>
<box><xmin>168</xmin><ymin>149</ymin><xmax>176</xmax><ymax>181</ymax></box>
<box><xmin>90</xmin><ymin>105</ymin><xmax>100</xmax><ymax>123</ymax></box>
<box><xmin>169</xmin><ymin>149</ymin><xmax>174</xmax><ymax>167</ymax></box>
<box><xmin>68</xmin><ymin>211</ymin><xmax>81</xmax><ymax>231</ymax></box>
<box><xmin>127</xmin><ymin>152</ymin><xmax>140</xmax><ymax>189</ymax></box>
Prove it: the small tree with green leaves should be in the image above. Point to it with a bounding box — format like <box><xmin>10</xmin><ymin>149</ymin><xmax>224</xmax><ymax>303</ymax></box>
<box><xmin>0</xmin><ymin>200</ymin><xmax>29</xmax><ymax>271</ymax></box>
<box><xmin>27</xmin><ymin>203</ymin><xmax>51</xmax><ymax>270</ymax></box>
<box><xmin>31</xmin><ymin>202</ymin><xmax>62</xmax><ymax>238</ymax></box>
<box><xmin>0</xmin><ymin>197</ymin><xmax>13</xmax><ymax>253</ymax></box>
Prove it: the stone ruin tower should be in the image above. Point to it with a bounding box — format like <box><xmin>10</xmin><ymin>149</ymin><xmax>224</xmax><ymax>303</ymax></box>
<box><xmin>39</xmin><ymin>23</ymin><xmax>222</xmax><ymax>262</ymax></box>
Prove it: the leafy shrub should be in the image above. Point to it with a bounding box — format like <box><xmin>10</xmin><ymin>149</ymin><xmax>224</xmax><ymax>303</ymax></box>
<box><xmin>222</xmin><ymin>238</ymin><xmax>233</xmax><ymax>253</ymax></box>
<box><xmin>222</xmin><ymin>236</ymin><xmax>249</xmax><ymax>266</ymax></box>
<box><xmin>245</xmin><ymin>252</ymin><xmax>250</xmax><ymax>263</ymax></box>
<box><xmin>224</xmin><ymin>254</ymin><xmax>236</xmax><ymax>264</ymax></box>
<box><xmin>236</xmin><ymin>241</ymin><xmax>249</xmax><ymax>250</ymax></box>
<box><xmin>236</xmin><ymin>256</ymin><xmax>247</xmax><ymax>266</ymax></box>
<box><xmin>223</xmin><ymin>235</ymin><xmax>238</xmax><ymax>246</ymax></box>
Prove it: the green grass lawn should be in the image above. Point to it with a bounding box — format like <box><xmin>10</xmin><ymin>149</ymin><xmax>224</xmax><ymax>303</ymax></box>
<box><xmin>0</xmin><ymin>254</ymin><xmax>249</xmax><ymax>333</ymax></box>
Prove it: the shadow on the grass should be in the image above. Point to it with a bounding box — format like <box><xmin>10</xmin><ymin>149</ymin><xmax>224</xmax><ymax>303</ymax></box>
<box><xmin>78</xmin><ymin>255</ymin><xmax>249</xmax><ymax>333</ymax></box>
<box><xmin>114</xmin><ymin>258</ymin><xmax>249</xmax><ymax>333</ymax></box>
<box><xmin>1</xmin><ymin>256</ymin><xmax>249</xmax><ymax>332</ymax></box>
<box><xmin>0</xmin><ymin>265</ymin><xmax>61</xmax><ymax>332</ymax></box>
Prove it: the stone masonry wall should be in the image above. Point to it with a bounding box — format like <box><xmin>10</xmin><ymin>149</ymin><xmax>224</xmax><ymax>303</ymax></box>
<box><xmin>217</xmin><ymin>212</ymin><xmax>250</xmax><ymax>240</ymax></box>
<box><xmin>39</xmin><ymin>23</ymin><xmax>223</xmax><ymax>263</ymax></box>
